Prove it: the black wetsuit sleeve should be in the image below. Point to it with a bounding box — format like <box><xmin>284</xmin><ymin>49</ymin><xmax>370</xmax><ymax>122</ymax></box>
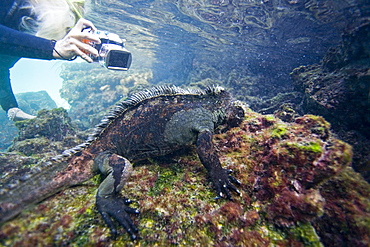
<box><xmin>0</xmin><ymin>24</ymin><xmax>55</xmax><ymax>60</ymax></box>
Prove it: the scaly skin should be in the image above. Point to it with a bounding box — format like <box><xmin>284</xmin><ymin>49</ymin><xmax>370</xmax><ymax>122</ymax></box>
<box><xmin>0</xmin><ymin>149</ymin><xmax>97</xmax><ymax>223</ymax></box>
<box><xmin>0</xmin><ymin>85</ymin><xmax>244</xmax><ymax>240</ymax></box>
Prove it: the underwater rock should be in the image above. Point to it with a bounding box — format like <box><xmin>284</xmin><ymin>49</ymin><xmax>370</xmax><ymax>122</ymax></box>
<box><xmin>15</xmin><ymin>90</ymin><xmax>57</xmax><ymax>116</ymax></box>
<box><xmin>12</xmin><ymin>108</ymin><xmax>76</xmax><ymax>142</ymax></box>
<box><xmin>0</xmin><ymin>90</ymin><xmax>58</xmax><ymax>151</ymax></box>
<box><xmin>291</xmin><ymin>18</ymin><xmax>370</xmax><ymax>181</ymax></box>
<box><xmin>322</xmin><ymin>18</ymin><xmax>370</xmax><ymax>72</ymax></box>
<box><xmin>8</xmin><ymin>108</ymin><xmax>81</xmax><ymax>158</ymax></box>
<box><xmin>1</xmin><ymin>106</ymin><xmax>368</xmax><ymax>246</ymax></box>
<box><xmin>0</xmin><ymin>116</ymin><xmax>17</xmax><ymax>152</ymax></box>
<box><xmin>335</xmin><ymin>129</ymin><xmax>370</xmax><ymax>184</ymax></box>
<box><xmin>312</xmin><ymin>167</ymin><xmax>370</xmax><ymax>247</ymax></box>
<box><xmin>291</xmin><ymin>18</ymin><xmax>370</xmax><ymax>137</ymax></box>
<box><xmin>271</xmin><ymin>103</ymin><xmax>301</xmax><ymax>123</ymax></box>
<box><xmin>0</xmin><ymin>109</ymin><xmax>83</xmax><ymax>205</ymax></box>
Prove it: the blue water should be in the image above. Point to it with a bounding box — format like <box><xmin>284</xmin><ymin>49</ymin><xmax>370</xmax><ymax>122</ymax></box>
<box><xmin>8</xmin><ymin>0</ymin><xmax>365</xmax><ymax>109</ymax></box>
<box><xmin>1</xmin><ymin>0</ymin><xmax>367</xmax><ymax>150</ymax></box>
<box><xmin>10</xmin><ymin>58</ymin><xmax>70</xmax><ymax>108</ymax></box>
<box><xmin>82</xmin><ymin>0</ymin><xmax>362</xmax><ymax>90</ymax></box>
<box><xmin>1</xmin><ymin>1</ymin><xmax>369</xmax><ymax>245</ymax></box>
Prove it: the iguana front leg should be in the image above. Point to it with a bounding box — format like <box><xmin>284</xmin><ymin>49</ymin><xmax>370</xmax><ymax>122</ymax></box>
<box><xmin>196</xmin><ymin>130</ymin><xmax>241</xmax><ymax>200</ymax></box>
<box><xmin>94</xmin><ymin>152</ymin><xmax>139</xmax><ymax>240</ymax></box>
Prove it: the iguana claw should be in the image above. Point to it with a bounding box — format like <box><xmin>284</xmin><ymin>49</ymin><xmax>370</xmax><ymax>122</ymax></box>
<box><xmin>96</xmin><ymin>194</ymin><xmax>139</xmax><ymax>240</ymax></box>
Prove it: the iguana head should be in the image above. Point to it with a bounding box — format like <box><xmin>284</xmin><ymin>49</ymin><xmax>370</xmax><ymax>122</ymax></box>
<box><xmin>206</xmin><ymin>86</ymin><xmax>245</xmax><ymax>130</ymax></box>
<box><xmin>225</xmin><ymin>100</ymin><xmax>246</xmax><ymax>128</ymax></box>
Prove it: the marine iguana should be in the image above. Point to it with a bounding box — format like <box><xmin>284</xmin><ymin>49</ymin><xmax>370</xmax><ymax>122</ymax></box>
<box><xmin>0</xmin><ymin>85</ymin><xmax>244</xmax><ymax>240</ymax></box>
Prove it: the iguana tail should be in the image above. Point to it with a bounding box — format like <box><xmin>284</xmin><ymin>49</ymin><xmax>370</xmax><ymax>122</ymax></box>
<box><xmin>0</xmin><ymin>154</ymin><xmax>95</xmax><ymax>224</ymax></box>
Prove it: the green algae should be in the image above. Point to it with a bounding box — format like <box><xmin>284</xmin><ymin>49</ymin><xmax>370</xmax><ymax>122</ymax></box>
<box><xmin>286</xmin><ymin>141</ymin><xmax>323</xmax><ymax>153</ymax></box>
<box><xmin>338</xmin><ymin>140</ymin><xmax>353</xmax><ymax>165</ymax></box>
<box><xmin>270</xmin><ymin>124</ymin><xmax>288</xmax><ymax>139</ymax></box>
<box><xmin>0</xmin><ymin>183</ymin><xmax>100</xmax><ymax>246</ymax></box>
<box><xmin>264</xmin><ymin>114</ymin><xmax>276</xmax><ymax>123</ymax></box>
<box><xmin>147</xmin><ymin>164</ymin><xmax>185</xmax><ymax>197</ymax></box>
<box><xmin>289</xmin><ymin>222</ymin><xmax>323</xmax><ymax>247</ymax></box>
<box><xmin>258</xmin><ymin>224</ymin><xmax>285</xmax><ymax>244</ymax></box>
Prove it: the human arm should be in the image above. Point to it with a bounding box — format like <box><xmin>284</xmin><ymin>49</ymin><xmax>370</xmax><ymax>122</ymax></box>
<box><xmin>0</xmin><ymin>24</ymin><xmax>55</xmax><ymax>59</ymax></box>
<box><xmin>0</xmin><ymin>18</ymin><xmax>100</xmax><ymax>62</ymax></box>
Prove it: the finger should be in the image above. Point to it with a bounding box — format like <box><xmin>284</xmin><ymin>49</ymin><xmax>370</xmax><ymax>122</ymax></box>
<box><xmin>80</xmin><ymin>53</ymin><xmax>94</xmax><ymax>63</ymax></box>
<box><xmin>76</xmin><ymin>32</ymin><xmax>101</xmax><ymax>44</ymax></box>
<box><xmin>79</xmin><ymin>18</ymin><xmax>99</xmax><ymax>32</ymax></box>
<box><xmin>67</xmin><ymin>40</ymin><xmax>97</xmax><ymax>63</ymax></box>
<box><xmin>73</xmin><ymin>18</ymin><xmax>96</xmax><ymax>31</ymax></box>
<box><xmin>73</xmin><ymin>39</ymin><xmax>99</xmax><ymax>56</ymax></box>
<box><xmin>70</xmin><ymin>18</ymin><xmax>89</xmax><ymax>34</ymax></box>
<box><xmin>80</xmin><ymin>53</ymin><xmax>93</xmax><ymax>63</ymax></box>
<box><xmin>69</xmin><ymin>19</ymin><xmax>101</xmax><ymax>43</ymax></box>
<box><xmin>70</xmin><ymin>45</ymin><xmax>93</xmax><ymax>63</ymax></box>
<box><xmin>214</xmin><ymin>180</ymin><xmax>223</xmax><ymax>197</ymax></box>
<box><xmin>68</xmin><ymin>30</ymin><xmax>101</xmax><ymax>44</ymax></box>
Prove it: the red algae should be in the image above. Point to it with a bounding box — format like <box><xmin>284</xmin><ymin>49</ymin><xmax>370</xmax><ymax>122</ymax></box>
<box><xmin>0</xmin><ymin>108</ymin><xmax>369</xmax><ymax>246</ymax></box>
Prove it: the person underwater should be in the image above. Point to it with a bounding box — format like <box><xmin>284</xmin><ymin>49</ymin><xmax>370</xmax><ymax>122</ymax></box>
<box><xmin>0</xmin><ymin>0</ymin><xmax>101</xmax><ymax>121</ymax></box>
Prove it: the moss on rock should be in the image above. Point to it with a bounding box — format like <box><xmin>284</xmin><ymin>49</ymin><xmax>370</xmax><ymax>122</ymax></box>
<box><xmin>0</xmin><ymin>107</ymin><xmax>369</xmax><ymax>246</ymax></box>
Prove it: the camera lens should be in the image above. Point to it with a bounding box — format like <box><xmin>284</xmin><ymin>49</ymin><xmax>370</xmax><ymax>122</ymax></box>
<box><xmin>105</xmin><ymin>50</ymin><xmax>132</xmax><ymax>70</ymax></box>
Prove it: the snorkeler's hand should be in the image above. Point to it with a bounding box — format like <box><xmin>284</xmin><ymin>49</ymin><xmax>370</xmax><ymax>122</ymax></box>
<box><xmin>53</xmin><ymin>18</ymin><xmax>101</xmax><ymax>62</ymax></box>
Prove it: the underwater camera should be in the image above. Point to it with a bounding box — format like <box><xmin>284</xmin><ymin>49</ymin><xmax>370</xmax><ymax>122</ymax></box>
<box><xmin>83</xmin><ymin>28</ymin><xmax>132</xmax><ymax>71</ymax></box>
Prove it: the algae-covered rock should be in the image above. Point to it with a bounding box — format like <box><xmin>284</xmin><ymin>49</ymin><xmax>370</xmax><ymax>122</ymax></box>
<box><xmin>15</xmin><ymin>90</ymin><xmax>57</xmax><ymax>116</ymax></box>
<box><xmin>1</xmin><ymin>109</ymin><xmax>83</xmax><ymax>193</ymax></box>
<box><xmin>291</xmin><ymin>18</ymin><xmax>370</xmax><ymax>138</ymax></box>
<box><xmin>313</xmin><ymin>167</ymin><xmax>370</xmax><ymax>246</ymax></box>
<box><xmin>291</xmin><ymin>18</ymin><xmax>370</xmax><ymax>182</ymax></box>
<box><xmin>1</xmin><ymin>107</ymin><xmax>368</xmax><ymax>246</ymax></box>
<box><xmin>0</xmin><ymin>116</ymin><xmax>17</xmax><ymax>152</ymax></box>
<box><xmin>8</xmin><ymin>108</ymin><xmax>82</xmax><ymax>159</ymax></box>
<box><xmin>0</xmin><ymin>90</ymin><xmax>58</xmax><ymax>151</ymax></box>
<box><xmin>13</xmin><ymin>108</ymin><xmax>76</xmax><ymax>142</ymax></box>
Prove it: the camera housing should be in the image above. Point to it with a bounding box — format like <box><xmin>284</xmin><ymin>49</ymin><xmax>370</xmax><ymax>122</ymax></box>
<box><xmin>83</xmin><ymin>29</ymin><xmax>132</xmax><ymax>71</ymax></box>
